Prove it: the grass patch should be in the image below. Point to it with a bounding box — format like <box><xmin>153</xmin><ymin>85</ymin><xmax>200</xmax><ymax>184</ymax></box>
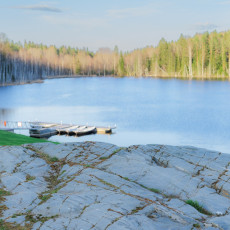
<box><xmin>112</xmin><ymin>148</ymin><xmax>122</xmax><ymax>155</ymax></box>
<box><xmin>0</xmin><ymin>130</ymin><xmax>58</xmax><ymax>146</ymax></box>
<box><xmin>25</xmin><ymin>212</ymin><xmax>58</xmax><ymax>224</ymax></box>
<box><xmin>123</xmin><ymin>177</ymin><xmax>131</xmax><ymax>181</ymax></box>
<box><xmin>0</xmin><ymin>219</ymin><xmax>7</xmax><ymax>230</ymax></box>
<box><xmin>99</xmin><ymin>156</ymin><xmax>109</xmax><ymax>160</ymax></box>
<box><xmin>139</xmin><ymin>184</ymin><xmax>161</xmax><ymax>194</ymax></box>
<box><xmin>38</xmin><ymin>187</ymin><xmax>62</xmax><ymax>205</ymax></box>
<box><xmin>193</xmin><ymin>223</ymin><xmax>201</xmax><ymax>228</ymax></box>
<box><xmin>26</xmin><ymin>175</ymin><xmax>36</xmax><ymax>181</ymax></box>
<box><xmin>39</xmin><ymin>194</ymin><xmax>52</xmax><ymax>203</ymax></box>
<box><xmin>8</xmin><ymin>211</ymin><xmax>58</xmax><ymax>228</ymax></box>
<box><xmin>84</xmin><ymin>164</ymin><xmax>92</xmax><ymax>168</ymax></box>
<box><xmin>38</xmin><ymin>188</ymin><xmax>59</xmax><ymax>205</ymax></box>
<box><xmin>186</xmin><ymin>200</ymin><xmax>212</xmax><ymax>215</ymax></box>
<box><xmin>148</xmin><ymin>188</ymin><xmax>161</xmax><ymax>193</ymax></box>
<box><xmin>0</xmin><ymin>189</ymin><xmax>11</xmax><ymax>202</ymax></box>
<box><xmin>0</xmin><ymin>190</ymin><xmax>11</xmax><ymax>197</ymax></box>
<box><xmin>97</xmin><ymin>148</ymin><xmax>122</xmax><ymax>162</ymax></box>
<box><xmin>130</xmin><ymin>206</ymin><xmax>144</xmax><ymax>214</ymax></box>
<box><xmin>0</xmin><ymin>205</ymin><xmax>8</xmax><ymax>216</ymax></box>
<box><xmin>0</xmin><ymin>219</ymin><xmax>27</xmax><ymax>230</ymax></box>
<box><xmin>49</xmin><ymin>157</ymin><xmax>59</xmax><ymax>163</ymax></box>
<box><xmin>50</xmin><ymin>188</ymin><xmax>60</xmax><ymax>194</ymax></box>
<box><xmin>60</xmin><ymin>170</ymin><xmax>66</xmax><ymax>175</ymax></box>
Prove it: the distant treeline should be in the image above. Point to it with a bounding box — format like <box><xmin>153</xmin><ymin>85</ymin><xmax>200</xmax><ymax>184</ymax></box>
<box><xmin>1</xmin><ymin>30</ymin><xmax>230</xmax><ymax>85</ymax></box>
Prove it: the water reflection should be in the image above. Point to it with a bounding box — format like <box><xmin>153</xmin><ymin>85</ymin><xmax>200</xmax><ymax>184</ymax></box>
<box><xmin>0</xmin><ymin>108</ymin><xmax>15</xmax><ymax>120</ymax></box>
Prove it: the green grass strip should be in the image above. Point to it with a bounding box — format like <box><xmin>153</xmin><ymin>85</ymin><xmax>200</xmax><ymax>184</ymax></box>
<box><xmin>0</xmin><ymin>130</ymin><xmax>57</xmax><ymax>146</ymax></box>
<box><xmin>186</xmin><ymin>200</ymin><xmax>212</xmax><ymax>215</ymax></box>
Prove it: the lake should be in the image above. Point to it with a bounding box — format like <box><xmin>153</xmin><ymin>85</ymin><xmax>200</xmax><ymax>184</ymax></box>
<box><xmin>1</xmin><ymin>77</ymin><xmax>230</xmax><ymax>153</ymax></box>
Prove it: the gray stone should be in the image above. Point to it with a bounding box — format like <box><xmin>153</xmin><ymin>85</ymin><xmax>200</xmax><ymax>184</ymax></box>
<box><xmin>0</xmin><ymin>142</ymin><xmax>229</xmax><ymax>230</ymax></box>
<box><xmin>208</xmin><ymin>215</ymin><xmax>230</xmax><ymax>230</ymax></box>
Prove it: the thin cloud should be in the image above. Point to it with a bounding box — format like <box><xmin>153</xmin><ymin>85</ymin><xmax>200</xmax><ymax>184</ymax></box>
<box><xmin>107</xmin><ymin>5</ymin><xmax>155</xmax><ymax>19</ymax></box>
<box><xmin>14</xmin><ymin>5</ymin><xmax>62</xmax><ymax>13</ymax></box>
<box><xmin>42</xmin><ymin>15</ymin><xmax>108</xmax><ymax>27</ymax></box>
<box><xmin>195</xmin><ymin>23</ymin><xmax>218</xmax><ymax>31</ymax></box>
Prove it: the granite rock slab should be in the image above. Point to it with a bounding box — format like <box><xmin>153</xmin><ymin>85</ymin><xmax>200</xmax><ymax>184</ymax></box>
<box><xmin>0</xmin><ymin>142</ymin><xmax>230</xmax><ymax>229</ymax></box>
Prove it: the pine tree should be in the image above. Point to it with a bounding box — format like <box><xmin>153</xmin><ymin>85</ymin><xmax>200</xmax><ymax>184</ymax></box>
<box><xmin>118</xmin><ymin>53</ymin><xmax>125</xmax><ymax>77</ymax></box>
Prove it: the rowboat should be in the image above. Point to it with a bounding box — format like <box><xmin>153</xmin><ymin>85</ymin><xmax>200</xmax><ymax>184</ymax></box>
<box><xmin>68</xmin><ymin>126</ymin><xmax>96</xmax><ymax>136</ymax></box>
<box><xmin>29</xmin><ymin>127</ymin><xmax>58</xmax><ymax>138</ymax></box>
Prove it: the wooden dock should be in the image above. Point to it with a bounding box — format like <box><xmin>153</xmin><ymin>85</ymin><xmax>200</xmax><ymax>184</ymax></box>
<box><xmin>0</xmin><ymin>121</ymin><xmax>116</xmax><ymax>138</ymax></box>
<box><xmin>29</xmin><ymin>122</ymin><xmax>115</xmax><ymax>138</ymax></box>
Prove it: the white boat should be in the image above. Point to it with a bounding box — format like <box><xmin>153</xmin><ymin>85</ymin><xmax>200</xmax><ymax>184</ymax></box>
<box><xmin>69</xmin><ymin>126</ymin><xmax>96</xmax><ymax>136</ymax></box>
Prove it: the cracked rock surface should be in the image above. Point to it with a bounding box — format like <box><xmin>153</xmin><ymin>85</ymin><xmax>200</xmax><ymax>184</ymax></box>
<box><xmin>0</xmin><ymin>142</ymin><xmax>230</xmax><ymax>229</ymax></box>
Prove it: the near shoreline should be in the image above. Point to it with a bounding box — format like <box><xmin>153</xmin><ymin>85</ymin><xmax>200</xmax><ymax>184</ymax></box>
<box><xmin>0</xmin><ymin>141</ymin><xmax>230</xmax><ymax>229</ymax></box>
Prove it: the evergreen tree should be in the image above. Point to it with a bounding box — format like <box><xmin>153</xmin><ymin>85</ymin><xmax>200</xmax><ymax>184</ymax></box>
<box><xmin>118</xmin><ymin>53</ymin><xmax>125</xmax><ymax>77</ymax></box>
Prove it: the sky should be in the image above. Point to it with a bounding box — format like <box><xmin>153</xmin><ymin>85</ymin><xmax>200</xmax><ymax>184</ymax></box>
<box><xmin>0</xmin><ymin>0</ymin><xmax>230</xmax><ymax>52</ymax></box>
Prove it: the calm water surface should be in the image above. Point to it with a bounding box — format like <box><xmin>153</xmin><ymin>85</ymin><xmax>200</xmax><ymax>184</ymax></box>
<box><xmin>1</xmin><ymin>77</ymin><xmax>230</xmax><ymax>153</ymax></box>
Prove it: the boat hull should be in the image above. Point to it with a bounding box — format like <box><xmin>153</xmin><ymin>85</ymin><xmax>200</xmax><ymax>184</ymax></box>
<box><xmin>29</xmin><ymin>128</ymin><xmax>58</xmax><ymax>138</ymax></box>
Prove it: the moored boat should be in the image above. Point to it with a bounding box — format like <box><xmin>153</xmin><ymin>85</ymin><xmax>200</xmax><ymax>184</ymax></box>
<box><xmin>29</xmin><ymin>127</ymin><xmax>58</xmax><ymax>138</ymax></box>
<box><xmin>69</xmin><ymin>126</ymin><xmax>96</xmax><ymax>136</ymax></box>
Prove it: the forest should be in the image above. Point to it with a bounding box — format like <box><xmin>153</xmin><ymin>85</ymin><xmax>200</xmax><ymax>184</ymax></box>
<box><xmin>1</xmin><ymin>30</ymin><xmax>230</xmax><ymax>85</ymax></box>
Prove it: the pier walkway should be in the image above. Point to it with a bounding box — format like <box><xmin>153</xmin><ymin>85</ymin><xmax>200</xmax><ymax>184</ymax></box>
<box><xmin>0</xmin><ymin>121</ymin><xmax>115</xmax><ymax>138</ymax></box>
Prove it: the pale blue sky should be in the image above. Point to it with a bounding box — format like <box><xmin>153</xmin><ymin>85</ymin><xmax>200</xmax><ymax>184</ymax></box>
<box><xmin>0</xmin><ymin>0</ymin><xmax>230</xmax><ymax>51</ymax></box>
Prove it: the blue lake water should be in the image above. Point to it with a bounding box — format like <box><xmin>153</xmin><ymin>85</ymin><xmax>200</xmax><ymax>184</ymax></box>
<box><xmin>1</xmin><ymin>77</ymin><xmax>230</xmax><ymax>153</ymax></box>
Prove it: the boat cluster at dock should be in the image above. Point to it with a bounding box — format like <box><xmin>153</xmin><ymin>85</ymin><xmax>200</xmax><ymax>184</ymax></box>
<box><xmin>29</xmin><ymin>122</ymin><xmax>115</xmax><ymax>138</ymax></box>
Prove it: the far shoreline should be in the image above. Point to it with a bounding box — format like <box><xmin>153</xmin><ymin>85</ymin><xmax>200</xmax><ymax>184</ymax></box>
<box><xmin>1</xmin><ymin>74</ymin><xmax>230</xmax><ymax>87</ymax></box>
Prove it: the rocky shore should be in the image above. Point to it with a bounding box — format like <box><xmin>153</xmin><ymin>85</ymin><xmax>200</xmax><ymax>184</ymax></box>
<box><xmin>0</xmin><ymin>142</ymin><xmax>230</xmax><ymax>229</ymax></box>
